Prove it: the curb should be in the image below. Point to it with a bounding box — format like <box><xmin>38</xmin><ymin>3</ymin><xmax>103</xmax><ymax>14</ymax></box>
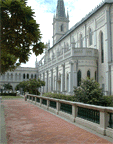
<box><xmin>0</xmin><ymin>99</ymin><xmax>7</xmax><ymax>144</ymax></box>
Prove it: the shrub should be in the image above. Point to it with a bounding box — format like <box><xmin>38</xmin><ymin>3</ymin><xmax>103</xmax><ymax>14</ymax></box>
<box><xmin>74</xmin><ymin>78</ymin><xmax>103</xmax><ymax>105</ymax></box>
<box><xmin>0</xmin><ymin>93</ymin><xmax>16</xmax><ymax>96</ymax></box>
<box><xmin>73</xmin><ymin>78</ymin><xmax>113</xmax><ymax>107</ymax></box>
<box><xmin>43</xmin><ymin>92</ymin><xmax>75</xmax><ymax>101</ymax></box>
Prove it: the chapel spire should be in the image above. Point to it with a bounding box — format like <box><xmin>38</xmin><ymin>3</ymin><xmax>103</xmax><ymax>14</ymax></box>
<box><xmin>56</xmin><ymin>0</ymin><xmax>66</xmax><ymax>18</ymax></box>
<box><xmin>52</xmin><ymin>0</ymin><xmax>69</xmax><ymax>45</ymax></box>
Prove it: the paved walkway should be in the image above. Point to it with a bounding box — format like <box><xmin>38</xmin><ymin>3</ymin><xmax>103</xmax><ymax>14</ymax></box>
<box><xmin>1</xmin><ymin>99</ymin><xmax>113</xmax><ymax>144</ymax></box>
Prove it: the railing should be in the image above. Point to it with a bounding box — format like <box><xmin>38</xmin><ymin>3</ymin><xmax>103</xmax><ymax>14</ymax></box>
<box><xmin>26</xmin><ymin>94</ymin><xmax>113</xmax><ymax>138</ymax></box>
<box><xmin>50</xmin><ymin>100</ymin><xmax>56</xmax><ymax>109</ymax></box>
<box><xmin>42</xmin><ymin>99</ymin><xmax>47</xmax><ymax>105</ymax></box>
<box><xmin>109</xmin><ymin>113</ymin><xmax>113</xmax><ymax>129</ymax></box>
<box><xmin>36</xmin><ymin>97</ymin><xmax>40</xmax><ymax>103</ymax></box>
<box><xmin>78</xmin><ymin>107</ymin><xmax>99</xmax><ymax>124</ymax></box>
<box><xmin>60</xmin><ymin>103</ymin><xmax>72</xmax><ymax>114</ymax></box>
<box><xmin>33</xmin><ymin>97</ymin><xmax>35</xmax><ymax>101</ymax></box>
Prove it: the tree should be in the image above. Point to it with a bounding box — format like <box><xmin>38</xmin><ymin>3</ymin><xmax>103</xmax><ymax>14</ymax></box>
<box><xmin>15</xmin><ymin>78</ymin><xmax>45</xmax><ymax>95</ymax></box>
<box><xmin>73</xmin><ymin>78</ymin><xmax>103</xmax><ymax>105</ymax></box>
<box><xmin>0</xmin><ymin>0</ymin><xmax>46</xmax><ymax>74</ymax></box>
<box><xmin>3</xmin><ymin>83</ymin><xmax>13</xmax><ymax>91</ymax></box>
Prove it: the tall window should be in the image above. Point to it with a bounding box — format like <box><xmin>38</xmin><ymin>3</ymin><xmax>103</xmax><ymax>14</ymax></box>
<box><xmin>95</xmin><ymin>71</ymin><xmax>97</xmax><ymax>81</ymax></box>
<box><xmin>23</xmin><ymin>74</ymin><xmax>25</xmax><ymax>79</ymax></box>
<box><xmin>87</xmin><ymin>70</ymin><xmax>90</xmax><ymax>79</ymax></box>
<box><xmin>35</xmin><ymin>74</ymin><xmax>36</xmax><ymax>79</ymax></box>
<box><xmin>61</xmin><ymin>24</ymin><xmax>63</xmax><ymax>32</ymax></box>
<box><xmin>80</xmin><ymin>34</ymin><xmax>83</xmax><ymax>48</ymax></box>
<box><xmin>19</xmin><ymin>73</ymin><xmax>21</xmax><ymax>80</ymax></box>
<box><xmin>27</xmin><ymin>74</ymin><xmax>29</xmax><ymax>79</ymax></box>
<box><xmin>31</xmin><ymin>74</ymin><xmax>33</xmax><ymax>79</ymax></box>
<box><xmin>100</xmin><ymin>32</ymin><xmax>104</xmax><ymax>63</ymax></box>
<box><xmin>77</xmin><ymin>70</ymin><xmax>81</xmax><ymax>86</ymax></box>
<box><xmin>89</xmin><ymin>28</ymin><xmax>92</xmax><ymax>46</ymax></box>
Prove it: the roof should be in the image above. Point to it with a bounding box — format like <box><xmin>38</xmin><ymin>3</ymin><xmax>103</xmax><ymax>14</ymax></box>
<box><xmin>56</xmin><ymin>0</ymin><xmax>66</xmax><ymax>18</ymax></box>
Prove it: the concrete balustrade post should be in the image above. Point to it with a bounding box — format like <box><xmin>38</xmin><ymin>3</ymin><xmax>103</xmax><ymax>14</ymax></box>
<box><xmin>47</xmin><ymin>99</ymin><xmax>50</xmax><ymax>110</ymax></box>
<box><xmin>100</xmin><ymin>111</ymin><xmax>109</xmax><ymax>135</ymax></box>
<box><xmin>40</xmin><ymin>98</ymin><xmax>42</xmax><ymax>107</ymax></box>
<box><xmin>72</xmin><ymin>105</ymin><xmax>78</xmax><ymax>122</ymax></box>
<box><xmin>35</xmin><ymin>96</ymin><xmax>36</xmax><ymax>105</ymax></box>
<box><xmin>56</xmin><ymin>101</ymin><xmax>60</xmax><ymax>115</ymax></box>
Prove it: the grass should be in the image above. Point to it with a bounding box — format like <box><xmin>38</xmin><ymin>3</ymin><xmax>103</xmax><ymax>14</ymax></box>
<box><xmin>0</xmin><ymin>96</ymin><xmax>24</xmax><ymax>99</ymax></box>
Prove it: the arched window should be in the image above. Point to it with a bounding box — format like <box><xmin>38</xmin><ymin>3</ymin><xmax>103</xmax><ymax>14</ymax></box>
<box><xmin>89</xmin><ymin>28</ymin><xmax>92</xmax><ymax>46</ymax></box>
<box><xmin>87</xmin><ymin>70</ymin><xmax>90</xmax><ymax>79</ymax></box>
<box><xmin>80</xmin><ymin>34</ymin><xmax>83</xmax><ymax>48</ymax></box>
<box><xmin>95</xmin><ymin>71</ymin><xmax>97</xmax><ymax>81</ymax></box>
<box><xmin>27</xmin><ymin>74</ymin><xmax>29</xmax><ymax>79</ymax></box>
<box><xmin>7</xmin><ymin>73</ymin><xmax>9</xmax><ymax>80</ymax></box>
<box><xmin>61</xmin><ymin>24</ymin><xmax>63</xmax><ymax>32</ymax></box>
<box><xmin>100</xmin><ymin>32</ymin><xmax>104</xmax><ymax>63</ymax></box>
<box><xmin>77</xmin><ymin>70</ymin><xmax>81</xmax><ymax>86</ymax></box>
<box><xmin>15</xmin><ymin>73</ymin><xmax>17</xmax><ymax>80</ymax></box>
<box><xmin>35</xmin><ymin>74</ymin><xmax>36</xmax><ymax>79</ymax></box>
<box><xmin>31</xmin><ymin>74</ymin><xmax>33</xmax><ymax>79</ymax></box>
<box><xmin>23</xmin><ymin>74</ymin><xmax>25</xmax><ymax>79</ymax></box>
<box><xmin>19</xmin><ymin>73</ymin><xmax>21</xmax><ymax>80</ymax></box>
<box><xmin>11</xmin><ymin>73</ymin><xmax>13</xmax><ymax>80</ymax></box>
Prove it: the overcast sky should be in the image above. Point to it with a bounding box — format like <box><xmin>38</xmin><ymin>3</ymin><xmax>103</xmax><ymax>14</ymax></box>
<box><xmin>21</xmin><ymin>0</ymin><xmax>103</xmax><ymax>68</ymax></box>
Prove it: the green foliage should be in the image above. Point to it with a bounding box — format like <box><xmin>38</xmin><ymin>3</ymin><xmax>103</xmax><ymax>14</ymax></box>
<box><xmin>0</xmin><ymin>93</ymin><xmax>16</xmax><ymax>96</ymax></box>
<box><xmin>43</xmin><ymin>92</ymin><xmax>75</xmax><ymax>101</ymax></box>
<box><xmin>0</xmin><ymin>0</ymin><xmax>46</xmax><ymax>74</ymax></box>
<box><xmin>1</xmin><ymin>96</ymin><xmax>23</xmax><ymax>99</ymax></box>
<box><xmin>15</xmin><ymin>78</ymin><xmax>45</xmax><ymax>95</ymax></box>
<box><xmin>3</xmin><ymin>83</ymin><xmax>13</xmax><ymax>90</ymax></box>
<box><xmin>73</xmin><ymin>78</ymin><xmax>113</xmax><ymax>106</ymax></box>
<box><xmin>74</xmin><ymin>78</ymin><xmax>103</xmax><ymax>104</ymax></box>
<box><xmin>100</xmin><ymin>96</ymin><xmax>113</xmax><ymax>107</ymax></box>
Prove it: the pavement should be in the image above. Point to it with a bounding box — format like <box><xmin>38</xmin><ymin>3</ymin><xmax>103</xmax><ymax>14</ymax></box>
<box><xmin>0</xmin><ymin>97</ymin><xmax>7</xmax><ymax>144</ymax></box>
<box><xmin>0</xmin><ymin>98</ymin><xmax>113</xmax><ymax>144</ymax></box>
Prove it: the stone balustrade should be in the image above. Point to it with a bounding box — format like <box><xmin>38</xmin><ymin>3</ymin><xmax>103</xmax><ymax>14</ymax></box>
<box><xmin>25</xmin><ymin>94</ymin><xmax>113</xmax><ymax>139</ymax></box>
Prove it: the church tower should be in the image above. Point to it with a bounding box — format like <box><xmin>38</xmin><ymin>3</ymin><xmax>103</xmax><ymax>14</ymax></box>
<box><xmin>52</xmin><ymin>0</ymin><xmax>69</xmax><ymax>45</ymax></box>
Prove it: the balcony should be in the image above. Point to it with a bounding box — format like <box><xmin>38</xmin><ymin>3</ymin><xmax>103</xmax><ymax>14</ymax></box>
<box><xmin>72</xmin><ymin>48</ymin><xmax>98</xmax><ymax>58</ymax></box>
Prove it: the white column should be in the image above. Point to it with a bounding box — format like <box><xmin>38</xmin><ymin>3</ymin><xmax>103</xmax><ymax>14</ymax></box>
<box><xmin>56</xmin><ymin>67</ymin><xmax>58</xmax><ymax>91</ymax></box>
<box><xmin>61</xmin><ymin>74</ymin><xmax>63</xmax><ymax>92</ymax></box>
<box><xmin>69</xmin><ymin>61</ymin><xmax>74</xmax><ymax>94</ymax></box>
<box><xmin>94</xmin><ymin>19</ymin><xmax>97</xmax><ymax>48</ymax></box>
<box><xmin>69</xmin><ymin>72</ymin><xmax>71</xmax><ymax>92</ymax></box>
<box><xmin>73</xmin><ymin>71</ymin><xmax>77</xmax><ymax>87</ymax></box>
<box><xmin>51</xmin><ymin>69</ymin><xmax>53</xmax><ymax>91</ymax></box>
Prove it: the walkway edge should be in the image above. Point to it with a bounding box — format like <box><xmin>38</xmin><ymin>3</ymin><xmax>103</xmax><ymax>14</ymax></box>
<box><xmin>0</xmin><ymin>100</ymin><xmax>7</xmax><ymax>144</ymax></box>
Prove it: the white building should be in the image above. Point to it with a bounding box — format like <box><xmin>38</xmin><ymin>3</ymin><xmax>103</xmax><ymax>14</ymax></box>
<box><xmin>0</xmin><ymin>67</ymin><xmax>37</xmax><ymax>91</ymax></box>
<box><xmin>36</xmin><ymin>0</ymin><xmax>113</xmax><ymax>96</ymax></box>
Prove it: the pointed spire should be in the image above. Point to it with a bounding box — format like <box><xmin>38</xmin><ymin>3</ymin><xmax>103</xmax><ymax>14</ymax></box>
<box><xmin>67</xmin><ymin>8</ymin><xmax>69</xmax><ymax>19</ymax></box>
<box><xmin>56</xmin><ymin>0</ymin><xmax>66</xmax><ymax>18</ymax></box>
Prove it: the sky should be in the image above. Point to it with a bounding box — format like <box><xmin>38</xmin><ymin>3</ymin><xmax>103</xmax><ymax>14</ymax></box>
<box><xmin>21</xmin><ymin>0</ymin><xmax>103</xmax><ymax>68</ymax></box>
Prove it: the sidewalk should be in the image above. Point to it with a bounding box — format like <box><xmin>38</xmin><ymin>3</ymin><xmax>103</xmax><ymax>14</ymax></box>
<box><xmin>0</xmin><ymin>98</ymin><xmax>7</xmax><ymax>144</ymax></box>
<box><xmin>1</xmin><ymin>99</ymin><xmax>113</xmax><ymax>144</ymax></box>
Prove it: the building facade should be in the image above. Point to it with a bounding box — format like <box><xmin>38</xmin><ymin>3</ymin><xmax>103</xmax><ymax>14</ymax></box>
<box><xmin>36</xmin><ymin>0</ymin><xmax>113</xmax><ymax>95</ymax></box>
<box><xmin>0</xmin><ymin>67</ymin><xmax>37</xmax><ymax>91</ymax></box>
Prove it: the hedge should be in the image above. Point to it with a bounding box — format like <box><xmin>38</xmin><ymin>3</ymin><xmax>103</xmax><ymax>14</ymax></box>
<box><xmin>0</xmin><ymin>93</ymin><xmax>16</xmax><ymax>96</ymax></box>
